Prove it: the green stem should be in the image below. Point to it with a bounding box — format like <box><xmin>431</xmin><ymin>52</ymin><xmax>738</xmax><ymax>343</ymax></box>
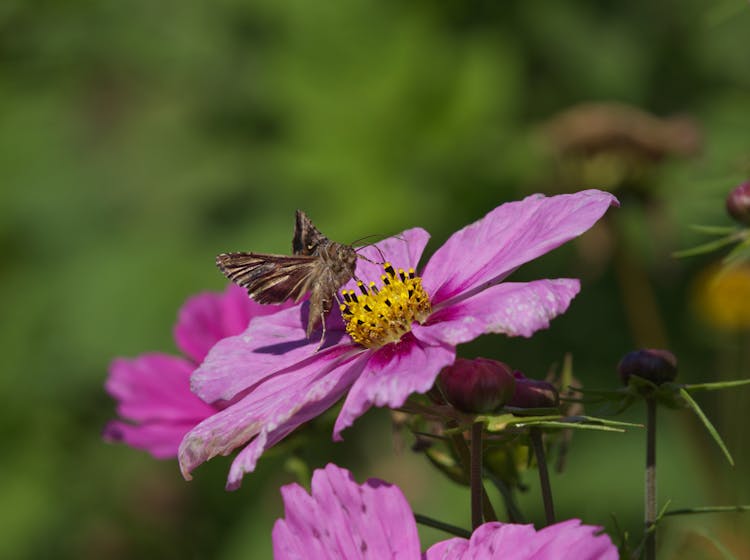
<box><xmin>414</xmin><ymin>514</ymin><xmax>471</xmax><ymax>539</ymax></box>
<box><xmin>471</xmin><ymin>422</ymin><xmax>484</xmax><ymax>530</ymax></box>
<box><xmin>486</xmin><ymin>472</ymin><xmax>526</xmax><ymax>523</ymax></box>
<box><xmin>645</xmin><ymin>398</ymin><xmax>657</xmax><ymax>560</ymax></box>
<box><xmin>449</xmin><ymin>429</ymin><xmax>497</xmax><ymax>524</ymax></box>
<box><xmin>530</xmin><ymin>428</ymin><xmax>555</xmax><ymax>525</ymax></box>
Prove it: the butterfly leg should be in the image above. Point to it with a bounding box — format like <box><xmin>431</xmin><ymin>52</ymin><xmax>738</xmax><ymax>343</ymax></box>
<box><xmin>315</xmin><ymin>312</ymin><xmax>326</xmax><ymax>352</ymax></box>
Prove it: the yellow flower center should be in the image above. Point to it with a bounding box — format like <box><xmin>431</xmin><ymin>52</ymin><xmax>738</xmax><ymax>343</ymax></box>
<box><xmin>340</xmin><ymin>263</ymin><xmax>432</xmax><ymax>348</ymax></box>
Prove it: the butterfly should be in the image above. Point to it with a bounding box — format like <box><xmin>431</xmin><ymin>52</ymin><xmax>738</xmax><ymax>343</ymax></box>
<box><xmin>216</xmin><ymin>210</ymin><xmax>358</xmax><ymax>340</ymax></box>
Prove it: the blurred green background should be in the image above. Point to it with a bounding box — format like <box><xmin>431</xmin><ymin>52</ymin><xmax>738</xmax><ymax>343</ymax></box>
<box><xmin>2</xmin><ymin>0</ymin><xmax>750</xmax><ymax>558</ymax></box>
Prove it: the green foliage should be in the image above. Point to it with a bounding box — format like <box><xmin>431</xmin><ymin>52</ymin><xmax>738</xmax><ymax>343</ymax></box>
<box><xmin>3</xmin><ymin>0</ymin><xmax>750</xmax><ymax>558</ymax></box>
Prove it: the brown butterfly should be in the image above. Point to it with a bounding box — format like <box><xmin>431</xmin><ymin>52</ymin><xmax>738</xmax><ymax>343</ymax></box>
<box><xmin>216</xmin><ymin>210</ymin><xmax>358</xmax><ymax>340</ymax></box>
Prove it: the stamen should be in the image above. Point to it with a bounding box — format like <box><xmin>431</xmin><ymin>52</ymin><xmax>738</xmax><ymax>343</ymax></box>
<box><xmin>339</xmin><ymin>263</ymin><xmax>432</xmax><ymax>349</ymax></box>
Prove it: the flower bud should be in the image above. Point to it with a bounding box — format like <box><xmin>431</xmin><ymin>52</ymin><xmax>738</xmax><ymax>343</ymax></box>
<box><xmin>439</xmin><ymin>358</ymin><xmax>516</xmax><ymax>414</ymax></box>
<box><xmin>617</xmin><ymin>349</ymin><xmax>677</xmax><ymax>386</ymax></box>
<box><xmin>726</xmin><ymin>181</ymin><xmax>750</xmax><ymax>225</ymax></box>
<box><xmin>507</xmin><ymin>372</ymin><xmax>559</xmax><ymax>409</ymax></box>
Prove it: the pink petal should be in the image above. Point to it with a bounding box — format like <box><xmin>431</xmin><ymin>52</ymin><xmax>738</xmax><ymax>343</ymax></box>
<box><xmin>425</xmin><ymin>523</ymin><xmax>537</xmax><ymax>559</ymax></box>
<box><xmin>272</xmin><ymin>464</ymin><xmax>421</xmax><ymax>560</ymax></box>
<box><xmin>425</xmin><ymin>520</ymin><xmax>617</xmax><ymax>560</ymax></box>
<box><xmin>421</xmin><ymin>190</ymin><xmax>617</xmax><ymax>306</ymax></box>
<box><xmin>103</xmin><ymin>353</ymin><xmax>216</xmax><ymax>458</ymax></box>
<box><xmin>179</xmin><ymin>348</ymin><xmax>365</xmax><ymax>482</ymax></box>
<box><xmin>528</xmin><ymin>519</ymin><xmax>619</xmax><ymax>560</ymax></box>
<box><xmin>345</xmin><ymin>227</ymin><xmax>431</xmax><ymax>288</ymax></box>
<box><xmin>103</xmin><ymin>420</ymin><xmax>198</xmax><ymax>459</ymax></box>
<box><xmin>191</xmin><ymin>302</ymin><xmax>357</xmax><ymax>404</ymax></box>
<box><xmin>174</xmin><ymin>283</ymin><xmax>286</xmax><ymax>364</ymax></box>
<box><xmin>333</xmin><ymin>334</ymin><xmax>455</xmax><ymax>438</ymax></box>
<box><xmin>413</xmin><ymin>279</ymin><xmax>580</xmax><ymax>346</ymax></box>
<box><xmin>105</xmin><ymin>354</ymin><xmax>215</xmax><ymax>423</ymax></box>
<box><xmin>224</xmin><ymin>355</ymin><xmax>369</xmax><ymax>490</ymax></box>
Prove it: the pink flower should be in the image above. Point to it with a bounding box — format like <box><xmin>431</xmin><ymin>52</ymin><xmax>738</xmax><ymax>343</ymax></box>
<box><xmin>180</xmin><ymin>190</ymin><xmax>618</xmax><ymax>488</ymax></box>
<box><xmin>103</xmin><ymin>284</ymin><xmax>284</xmax><ymax>458</ymax></box>
<box><xmin>273</xmin><ymin>464</ymin><xmax>618</xmax><ymax>560</ymax></box>
<box><xmin>426</xmin><ymin>521</ymin><xmax>618</xmax><ymax>560</ymax></box>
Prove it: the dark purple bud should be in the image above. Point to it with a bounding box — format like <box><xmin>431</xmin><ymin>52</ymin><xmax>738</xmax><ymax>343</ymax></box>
<box><xmin>507</xmin><ymin>371</ymin><xmax>559</xmax><ymax>409</ymax></box>
<box><xmin>617</xmin><ymin>349</ymin><xmax>677</xmax><ymax>386</ymax></box>
<box><xmin>439</xmin><ymin>358</ymin><xmax>516</xmax><ymax>414</ymax></box>
<box><xmin>726</xmin><ymin>181</ymin><xmax>750</xmax><ymax>225</ymax></box>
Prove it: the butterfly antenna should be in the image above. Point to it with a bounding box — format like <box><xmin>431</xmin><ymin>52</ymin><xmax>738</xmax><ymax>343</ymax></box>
<box><xmin>355</xmin><ymin>244</ymin><xmax>387</xmax><ymax>265</ymax></box>
<box><xmin>349</xmin><ymin>233</ymin><xmax>384</xmax><ymax>246</ymax></box>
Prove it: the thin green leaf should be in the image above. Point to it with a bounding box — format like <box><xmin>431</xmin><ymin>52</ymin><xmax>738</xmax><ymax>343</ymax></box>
<box><xmin>663</xmin><ymin>505</ymin><xmax>750</xmax><ymax>516</ymax></box>
<box><xmin>502</xmin><ymin>406</ymin><xmax>561</xmax><ymax>416</ymax></box>
<box><xmin>723</xmin><ymin>236</ymin><xmax>750</xmax><ymax>265</ymax></box>
<box><xmin>679</xmin><ymin>388</ymin><xmax>734</xmax><ymax>466</ymax></box>
<box><xmin>573</xmin><ymin>415</ymin><xmax>643</xmax><ymax>428</ymax></box>
<box><xmin>654</xmin><ymin>499</ymin><xmax>672</xmax><ymax>523</ymax></box>
<box><xmin>688</xmin><ymin>529</ymin><xmax>738</xmax><ymax>560</ymax></box>
<box><xmin>672</xmin><ymin>235</ymin><xmax>738</xmax><ymax>258</ymax></box>
<box><xmin>688</xmin><ymin>224</ymin><xmax>741</xmax><ymax>235</ymax></box>
<box><xmin>683</xmin><ymin>379</ymin><xmax>750</xmax><ymax>392</ymax></box>
<box><xmin>520</xmin><ymin>421</ymin><xmax>625</xmax><ymax>432</ymax></box>
<box><xmin>482</xmin><ymin>413</ymin><xmax>641</xmax><ymax>433</ymax></box>
<box><xmin>482</xmin><ymin>414</ymin><xmax>561</xmax><ymax>431</ymax></box>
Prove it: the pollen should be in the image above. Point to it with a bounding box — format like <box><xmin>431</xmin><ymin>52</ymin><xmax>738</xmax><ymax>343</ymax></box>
<box><xmin>340</xmin><ymin>263</ymin><xmax>432</xmax><ymax>348</ymax></box>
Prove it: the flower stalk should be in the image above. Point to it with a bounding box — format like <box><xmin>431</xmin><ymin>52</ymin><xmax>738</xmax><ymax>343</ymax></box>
<box><xmin>470</xmin><ymin>421</ymin><xmax>484</xmax><ymax>530</ymax></box>
<box><xmin>530</xmin><ymin>427</ymin><xmax>556</xmax><ymax>526</ymax></box>
<box><xmin>645</xmin><ymin>397</ymin><xmax>657</xmax><ymax>560</ymax></box>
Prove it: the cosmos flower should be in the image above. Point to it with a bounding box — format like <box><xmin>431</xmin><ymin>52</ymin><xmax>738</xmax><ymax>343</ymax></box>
<box><xmin>272</xmin><ymin>463</ymin><xmax>618</xmax><ymax>560</ymax></box>
<box><xmin>179</xmin><ymin>190</ymin><xmax>618</xmax><ymax>489</ymax></box>
<box><xmin>103</xmin><ymin>284</ymin><xmax>285</xmax><ymax>457</ymax></box>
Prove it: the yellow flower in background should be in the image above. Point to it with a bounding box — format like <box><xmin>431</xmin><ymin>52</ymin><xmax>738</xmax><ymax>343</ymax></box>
<box><xmin>695</xmin><ymin>264</ymin><xmax>750</xmax><ymax>331</ymax></box>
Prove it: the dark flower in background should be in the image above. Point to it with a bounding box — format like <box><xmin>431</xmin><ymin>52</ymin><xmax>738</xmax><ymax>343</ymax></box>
<box><xmin>508</xmin><ymin>371</ymin><xmax>559</xmax><ymax>409</ymax></box>
<box><xmin>726</xmin><ymin>181</ymin><xmax>750</xmax><ymax>226</ymax></box>
<box><xmin>617</xmin><ymin>349</ymin><xmax>677</xmax><ymax>387</ymax></box>
<box><xmin>439</xmin><ymin>358</ymin><xmax>516</xmax><ymax>413</ymax></box>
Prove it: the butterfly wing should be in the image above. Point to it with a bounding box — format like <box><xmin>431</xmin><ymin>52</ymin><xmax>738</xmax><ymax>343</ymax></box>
<box><xmin>293</xmin><ymin>210</ymin><xmax>329</xmax><ymax>256</ymax></box>
<box><xmin>216</xmin><ymin>252</ymin><xmax>319</xmax><ymax>304</ymax></box>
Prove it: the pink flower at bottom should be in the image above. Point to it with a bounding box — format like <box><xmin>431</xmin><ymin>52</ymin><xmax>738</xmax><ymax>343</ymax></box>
<box><xmin>103</xmin><ymin>284</ymin><xmax>285</xmax><ymax>458</ymax></box>
<box><xmin>180</xmin><ymin>190</ymin><xmax>618</xmax><ymax>488</ymax></box>
<box><xmin>272</xmin><ymin>464</ymin><xmax>618</xmax><ymax>560</ymax></box>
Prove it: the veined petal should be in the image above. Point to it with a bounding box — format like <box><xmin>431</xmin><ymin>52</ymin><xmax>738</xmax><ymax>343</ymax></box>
<box><xmin>179</xmin><ymin>347</ymin><xmax>363</xmax><ymax>481</ymax></box>
<box><xmin>224</xmin><ymin>355</ymin><xmax>369</xmax><ymax>490</ymax></box>
<box><xmin>413</xmin><ymin>279</ymin><xmax>580</xmax><ymax>346</ymax></box>
<box><xmin>272</xmin><ymin>464</ymin><xmax>421</xmax><ymax>560</ymax></box>
<box><xmin>346</xmin><ymin>227</ymin><xmax>430</xmax><ymax>288</ymax></box>
<box><xmin>333</xmin><ymin>334</ymin><xmax>455</xmax><ymax>438</ymax></box>
<box><xmin>529</xmin><ymin>519</ymin><xmax>619</xmax><ymax>559</ymax></box>
<box><xmin>422</xmin><ymin>190</ymin><xmax>617</xmax><ymax>305</ymax></box>
<box><xmin>174</xmin><ymin>284</ymin><xmax>283</xmax><ymax>363</ymax></box>
<box><xmin>191</xmin><ymin>302</ymin><xmax>356</xmax><ymax>404</ymax></box>
<box><xmin>424</xmin><ymin>520</ymin><xmax>617</xmax><ymax>560</ymax></box>
<box><xmin>106</xmin><ymin>354</ymin><xmax>215</xmax><ymax>423</ymax></box>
